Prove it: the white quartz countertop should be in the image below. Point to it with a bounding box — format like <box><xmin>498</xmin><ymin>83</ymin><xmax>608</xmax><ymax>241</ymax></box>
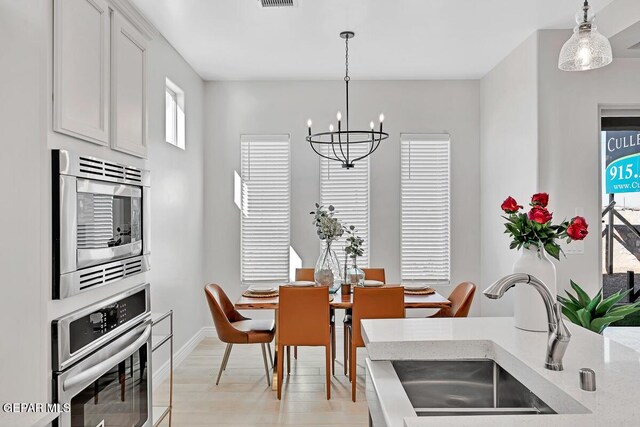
<box><xmin>362</xmin><ymin>317</ymin><xmax>640</xmax><ymax>427</ymax></box>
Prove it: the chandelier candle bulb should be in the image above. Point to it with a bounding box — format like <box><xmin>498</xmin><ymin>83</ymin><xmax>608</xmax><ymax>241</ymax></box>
<box><xmin>379</xmin><ymin>113</ymin><xmax>384</xmax><ymax>123</ymax></box>
<box><xmin>337</xmin><ymin>111</ymin><xmax>342</xmax><ymax>122</ymax></box>
<box><xmin>329</xmin><ymin>124</ymin><xmax>334</xmax><ymax>132</ymax></box>
<box><xmin>370</xmin><ymin>121</ymin><xmax>375</xmax><ymax>130</ymax></box>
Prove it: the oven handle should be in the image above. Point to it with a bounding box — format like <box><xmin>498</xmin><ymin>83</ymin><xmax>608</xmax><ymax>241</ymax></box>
<box><xmin>63</xmin><ymin>324</ymin><xmax>151</xmax><ymax>392</ymax></box>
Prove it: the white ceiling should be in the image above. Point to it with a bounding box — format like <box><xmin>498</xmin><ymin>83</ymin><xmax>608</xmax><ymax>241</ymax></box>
<box><xmin>131</xmin><ymin>0</ymin><xmax>615</xmax><ymax>80</ymax></box>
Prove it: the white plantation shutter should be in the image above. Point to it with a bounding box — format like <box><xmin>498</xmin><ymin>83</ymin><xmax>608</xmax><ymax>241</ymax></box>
<box><xmin>320</xmin><ymin>144</ymin><xmax>370</xmax><ymax>267</ymax></box>
<box><xmin>241</xmin><ymin>135</ymin><xmax>290</xmax><ymax>286</ymax></box>
<box><xmin>401</xmin><ymin>134</ymin><xmax>450</xmax><ymax>284</ymax></box>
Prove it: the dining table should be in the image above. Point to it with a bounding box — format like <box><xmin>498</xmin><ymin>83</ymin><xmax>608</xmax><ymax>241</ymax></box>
<box><xmin>234</xmin><ymin>284</ymin><xmax>452</xmax><ymax>390</ymax></box>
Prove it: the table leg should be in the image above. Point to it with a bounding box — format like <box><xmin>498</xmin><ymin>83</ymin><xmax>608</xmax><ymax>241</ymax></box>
<box><xmin>272</xmin><ymin>308</ymin><xmax>278</xmax><ymax>391</ymax></box>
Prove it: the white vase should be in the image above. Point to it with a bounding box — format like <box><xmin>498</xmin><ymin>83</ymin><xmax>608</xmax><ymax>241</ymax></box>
<box><xmin>512</xmin><ymin>245</ymin><xmax>557</xmax><ymax>332</ymax></box>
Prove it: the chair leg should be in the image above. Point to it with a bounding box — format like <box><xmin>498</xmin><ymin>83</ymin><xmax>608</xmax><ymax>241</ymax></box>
<box><xmin>331</xmin><ymin>323</ymin><xmax>336</xmax><ymax>375</ymax></box>
<box><xmin>325</xmin><ymin>345</ymin><xmax>331</xmax><ymax>400</ymax></box>
<box><xmin>266</xmin><ymin>342</ymin><xmax>273</xmax><ymax>368</ymax></box>
<box><xmin>294</xmin><ymin>346</ymin><xmax>298</xmax><ymax>359</ymax></box>
<box><xmin>277</xmin><ymin>344</ymin><xmax>284</xmax><ymax>400</ymax></box>
<box><xmin>343</xmin><ymin>326</ymin><xmax>349</xmax><ymax>376</ymax></box>
<box><xmin>287</xmin><ymin>346</ymin><xmax>291</xmax><ymax>375</ymax></box>
<box><xmin>261</xmin><ymin>344</ymin><xmax>271</xmax><ymax>387</ymax></box>
<box><xmin>216</xmin><ymin>343</ymin><xmax>233</xmax><ymax>385</ymax></box>
<box><xmin>351</xmin><ymin>344</ymin><xmax>357</xmax><ymax>402</ymax></box>
<box><xmin>222</xmin><ymin>343</ymin><xmax>233</xmax><ymax>371</ymax></box>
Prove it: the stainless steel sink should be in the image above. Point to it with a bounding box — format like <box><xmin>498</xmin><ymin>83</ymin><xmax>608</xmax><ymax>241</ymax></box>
<box><xmin>392</xmin><ymin>360</ymin><xmax>556</xmax><ymax>416</ymax></box>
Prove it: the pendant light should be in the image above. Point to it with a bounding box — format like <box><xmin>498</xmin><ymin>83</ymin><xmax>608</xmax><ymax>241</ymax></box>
<box><xmin>558</xmin><ymin>0</ymin><xmax>613</xmax><ymax>71</ymax></box>
<box><xmin>306</xmin><ymin>31</ymin><xmax>388</xmax><ymax>169</ymax></box>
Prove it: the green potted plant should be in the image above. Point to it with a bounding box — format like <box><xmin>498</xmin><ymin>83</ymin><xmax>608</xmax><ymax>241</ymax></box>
<box><xmin>344</xmin><ymin>225</ymin><xmax>365</xmax><ymax>286</ymax></box>
<box><xmin>310</xmin><ymin>204</ymin><xmax>344</xmax><ymax>286</ymax></box>
<box><xmin>557</xmin><ymin>280</ymin><xmax>640</xmax><ymax>334</ymax></box>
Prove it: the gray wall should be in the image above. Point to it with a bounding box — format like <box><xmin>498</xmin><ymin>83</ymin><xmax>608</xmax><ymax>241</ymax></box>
<box><xmin>203</xmin><ymin>80</ymin><xmax>482</xmax><ymax>318</ymax></box>
<box><xmin>479</xmin><ymin>33</ymin><xmax>540</xmax><ymax>316</ymax></box>
<box><xmin>0</xmin><ymin>0</ymin><xmax>48</xmax><ymax>404</ymax></box>
<box><xmin>537</xmin><ymin>30</ymin><xmax>640</xmax><ymax>296</ymax></box>
<box><xmin>479</xmin><ymin>28</ymin><xmax>640</xmax><ymax>308</ymax></box>
<box><xmin>0</xmin><ymin>0</ymin><xmax>206</xmax><ymax>403</ymax></box>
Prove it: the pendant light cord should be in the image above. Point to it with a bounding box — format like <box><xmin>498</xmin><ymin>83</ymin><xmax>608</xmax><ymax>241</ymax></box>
<box><xmin>344</xmin><ymin>35</ymin><xmax>350</xmax><ymax>159</ymax></box>
<box><xmin>583</xmin><ymin>0</ymin><xmax>589</xmax><ymax>23</ymax></box>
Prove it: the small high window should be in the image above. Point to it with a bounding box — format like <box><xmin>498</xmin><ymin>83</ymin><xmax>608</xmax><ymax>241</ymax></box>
<box><xmin>165</xmin><ymin>78</ymin><xmax>185</xmax><ymax>149</ymax></box>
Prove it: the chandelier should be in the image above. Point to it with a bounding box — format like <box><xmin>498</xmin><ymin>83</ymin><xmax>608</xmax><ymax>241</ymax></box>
<box><xmin>306</xmin><ymin>31</ymin><xmax>388</xmax><ymax>169</ymax></box>
<box><xmin>558</xmin><ymin>0</ymin><xmax>613</xmax><ymax>72</ymax></box>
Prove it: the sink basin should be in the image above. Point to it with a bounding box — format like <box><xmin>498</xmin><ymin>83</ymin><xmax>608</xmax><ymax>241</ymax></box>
<box><xmin>392</xmin><ymin>360</ymin><xmax>555</xmax><ymax>416</ymax></box>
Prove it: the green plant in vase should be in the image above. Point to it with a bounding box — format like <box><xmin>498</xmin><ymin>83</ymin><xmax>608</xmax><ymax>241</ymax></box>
<box><xmin>557</xmin><ymin>280</ymin><xmax>640</xmax><ymax>334</ymax></box>
<box><xmin>310</xmin><ymin>203</ymin><xmax>344</xmax><ymax>286</ymax></box>
<box><xmin>344</xmin><ymin>225</ymin><xmax>365</xmax><ymax>286</ymax></box>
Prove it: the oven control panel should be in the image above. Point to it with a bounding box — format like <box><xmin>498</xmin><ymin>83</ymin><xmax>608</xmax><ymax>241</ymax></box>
<box><xmin>68</xmin><ymin>289</ymin><xmax>146</xmax><ymax>354</ymax></box>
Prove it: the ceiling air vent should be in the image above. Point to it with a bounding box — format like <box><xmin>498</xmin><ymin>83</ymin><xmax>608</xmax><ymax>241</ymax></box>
<box><xmin>261</xmin><ymin>0</ymin><xmax>296</xmax><ymax>7</ymax></box>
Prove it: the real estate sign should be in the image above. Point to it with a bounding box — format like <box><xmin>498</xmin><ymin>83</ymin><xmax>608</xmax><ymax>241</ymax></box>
<box><xmin>605</xmin><ymin>131</ymin><xmax>640</xmax><ymax>194</ymax></box>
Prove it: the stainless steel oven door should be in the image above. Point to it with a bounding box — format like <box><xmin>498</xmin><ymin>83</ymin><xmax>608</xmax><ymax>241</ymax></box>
<box><xmin>55</xmin><ymin>321</ymin><xmax>152</xmax><ymax>427</ymax></box>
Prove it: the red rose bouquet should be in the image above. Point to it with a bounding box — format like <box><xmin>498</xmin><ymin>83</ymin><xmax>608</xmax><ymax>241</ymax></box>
<box><xmin>501</xmin><ymin>193</ymin><xmax>589</xmax><ymax>260</ymax></box>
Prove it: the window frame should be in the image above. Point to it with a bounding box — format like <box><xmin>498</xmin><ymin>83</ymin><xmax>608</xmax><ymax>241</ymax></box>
<box><xmin>240</xmin><ymin>134</ymin><xmax>291</xmax><ymax>287</ymax></box>
<box><xmin>165</xmin><ymin>78</ymin><xmax>185</xmax><ymax>150</ymax></box>
<box><xmin>319</xmin><ymin>144</ymin><xmax>371</xmax><ymax>269</ymax></box>
<box><xmin>400</xmin><ymin>133</ymin><xmax>451</xmax><ymax>285</ymax></box>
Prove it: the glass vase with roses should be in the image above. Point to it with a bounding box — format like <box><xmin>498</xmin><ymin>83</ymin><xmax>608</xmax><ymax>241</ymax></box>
<box><xmin>501</xmin><ymin>192</ymin><xmax>589</xmax><ymax>260</ymax></box>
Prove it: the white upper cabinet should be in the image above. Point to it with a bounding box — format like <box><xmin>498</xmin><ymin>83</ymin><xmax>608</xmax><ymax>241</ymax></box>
<box><xmin>53</xmin><ymin>0</ymin><xmax>110</xmax><ymax>146</ymax></box>
<box><xmin>110</xmin><ymin>10</ymin><xmax>147</xmax><ymax>157</ymax></box>
<box><xmin>53</xmin><ymin>0</ymin><xmax>150</xmax><ymax>157</ymax></box>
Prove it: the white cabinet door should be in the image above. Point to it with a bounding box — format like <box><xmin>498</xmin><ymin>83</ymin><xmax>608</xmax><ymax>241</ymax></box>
<box><xmin>53</xmin><ymin>0</ymin><xmax>110</xmax><ymax>145</ymax></box>
<box><xmin>110</xmin><ymin>10</ymin><xmax>147</xmax><ymax>158</ymax></box>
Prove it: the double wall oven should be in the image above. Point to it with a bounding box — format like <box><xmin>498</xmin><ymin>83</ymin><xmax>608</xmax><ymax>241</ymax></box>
<box><xmin>52</xmin><ymin>284</ymin><xmax>152</xmax><ymax>427</ymax></box>
<box><xmin>52</xmin><ymin>150</ymin><xmax>150</xmax><ymax>299</ymax></box>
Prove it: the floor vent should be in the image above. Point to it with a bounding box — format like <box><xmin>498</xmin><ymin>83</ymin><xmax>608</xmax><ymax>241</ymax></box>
<box><xmin>261</xmin><ymin>0</ymin><xmax>296</xmax><ymax>7</ymax></box>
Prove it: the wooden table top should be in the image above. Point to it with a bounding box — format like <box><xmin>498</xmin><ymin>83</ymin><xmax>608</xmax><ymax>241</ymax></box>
<box><xmin>235</xmin><ymin>285</ymin><xmax>452</xmax><ymax>310</ymax></box>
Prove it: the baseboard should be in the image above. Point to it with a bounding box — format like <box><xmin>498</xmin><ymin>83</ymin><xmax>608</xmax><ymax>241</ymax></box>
<box><xmin>153</xmin><ymin>326</ymin><xmax>215</xmax><ymax>390</ymax></box>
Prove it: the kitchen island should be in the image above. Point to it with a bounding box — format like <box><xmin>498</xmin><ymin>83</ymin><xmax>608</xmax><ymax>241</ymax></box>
<box><xmin>363</xmin><ymin>317</ymin><xmax>640</xmax><ymax>427</ymax></box>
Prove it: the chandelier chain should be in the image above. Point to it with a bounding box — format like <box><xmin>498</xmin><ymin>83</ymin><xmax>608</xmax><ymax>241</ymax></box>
<box><xmin>344</xmin><ymin>36</ymin><xmax>350</xmax><ymax>82</ymax></box>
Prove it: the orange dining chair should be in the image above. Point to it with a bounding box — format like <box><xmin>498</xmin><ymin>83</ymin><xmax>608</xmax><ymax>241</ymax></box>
<box><xmin>348</xmin><ymin>286</ymin><xmax>404</xmax><ymax>401</ymax></box>
<box><xmin>361</xmin><ymin>268</ymin><xmax>386</xmax><ymax>283</ymax></box>
<box><xmin>292</xmin><ymin>268</ymin><xmax>337</xmax><ymax>374</ymax></box>
<box><xmin>204</xmin><ymin>284</ymin><xmax>275</xmax><ymax>386</ymax></box>
<box><xmin>277</xmin><ymin>285</ymin><xmax>332</xmax><ymax>400</ymax></box>
<box><xmin>343</xmin><ymin>268</ymin><xmax>386</xmax><ymax>376</ymax></box>
<box><xmin>429</xmin><ymin>282</ymin><xmax>476</xmax><ymax>318</ymax></box>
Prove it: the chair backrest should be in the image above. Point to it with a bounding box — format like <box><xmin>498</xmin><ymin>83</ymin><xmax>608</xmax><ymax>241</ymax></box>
<box><xmin>448</xmin><ymin>282</ymin><xmax>476</xmax><ymax>317</ymax></box>
<box><xmin>278</xmin><ymin>286</ymin><xmax>330</xmax><ymax>346</ymax></box>
<box><xmin>433</xmin><ymin>282</ymin><xmax>476</xmax><ymax>318</ymax></box>
<box><xmin>295</xmin><ymin>268</ymin><xmax>315</xmax><ymax>282</ymax></box>
<box><xmin>352</xmin><ymin>286</ymin><xmax>404</xmax><ymax>347</ymax></box>
<box><xmin>204</xmin><ymin>284</ymin><xmax>248</xmax><ymax>343</ymax></box>
<box><xmin>362</xmin><ymin>268</ymin><xmax>386</xmax><ymax>283</ymax></box>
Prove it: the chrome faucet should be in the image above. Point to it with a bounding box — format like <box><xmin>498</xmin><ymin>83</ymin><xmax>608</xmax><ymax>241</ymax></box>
<box><xmin>483</xmin><ymin>273</ymin><xmax>571</xmax><ymax>371</ymax></box>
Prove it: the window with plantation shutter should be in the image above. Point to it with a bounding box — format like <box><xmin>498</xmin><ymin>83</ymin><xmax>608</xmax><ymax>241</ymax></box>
<box><xmin>320</xmin><ymin>144</ymin><xmax>370</xmax><ymax>268</ymax></box>
<box><xmin>401</xmin><ymin>134</ymin><xmax>450</xmax><ymax>284</ymax></box>
<box><xmin>241</xmin><ymin>135</ymin><xmax>291</xmax><ymax>286</ymax></box>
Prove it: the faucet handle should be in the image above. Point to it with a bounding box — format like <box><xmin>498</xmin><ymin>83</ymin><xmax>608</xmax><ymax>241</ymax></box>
<box><xmin>554</xmin><ymin>303</ymin><xmax>571</xmax><ymax>339</ymax></box>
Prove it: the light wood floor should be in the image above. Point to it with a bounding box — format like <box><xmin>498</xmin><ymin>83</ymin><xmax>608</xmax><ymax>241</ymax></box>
<box><xmin>154</xmin><ymin>329</ymin><xmax>370</xmax><ymax>426</ymax></box>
